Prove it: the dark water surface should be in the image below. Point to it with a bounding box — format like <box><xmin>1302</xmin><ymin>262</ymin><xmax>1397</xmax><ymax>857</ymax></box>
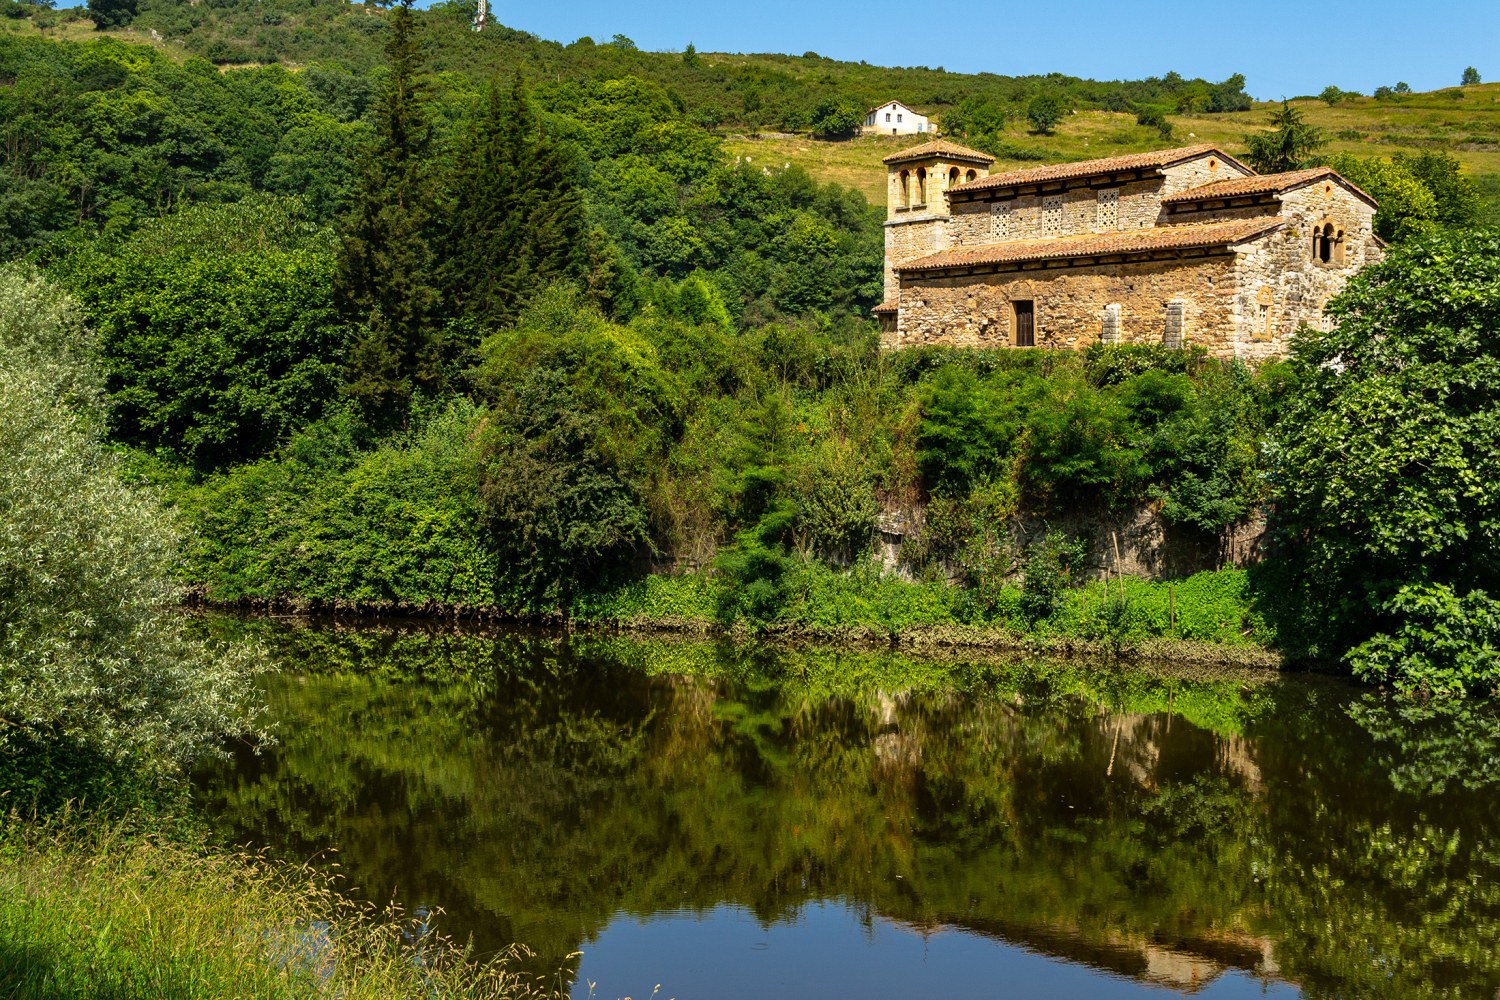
<box><xmin>194</xmin><ymin>620</ymin><xmax>1500</xmax><ymax>999</ymax></box>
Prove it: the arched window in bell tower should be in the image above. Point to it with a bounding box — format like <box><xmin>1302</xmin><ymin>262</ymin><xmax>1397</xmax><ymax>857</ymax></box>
<box><xmin>916</xmin><ymin>167</ymin><xmax>927</xmax><ymax>205</ymax></box>
<box><xmin>899</xmin><ymin>169</ymin><xmax>910</xmax><ymax>208</ymax></box>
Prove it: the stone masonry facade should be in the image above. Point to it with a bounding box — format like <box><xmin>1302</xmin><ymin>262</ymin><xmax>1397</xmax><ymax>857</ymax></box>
<box><xmin>874</xmin><ymin>142</ymin><xmax>1381</xmax><ymax>360</ymax></box>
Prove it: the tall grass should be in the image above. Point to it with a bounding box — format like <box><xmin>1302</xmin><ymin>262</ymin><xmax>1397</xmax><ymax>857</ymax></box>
<box><xmin>0</xmin><ymin>818</ymin><xmax>563</xmax><ymax>1000</ymax></box>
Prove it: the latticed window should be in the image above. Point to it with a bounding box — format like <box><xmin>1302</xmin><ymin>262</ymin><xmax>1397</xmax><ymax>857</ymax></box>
<box><xmin>1041</xmin><ymin>196</ymin><xmax>1064</xmax><ymax>237</ymax></box>
<box><xmin>1096</xmin><ymin>189</ymin><xmax>1120</xmax><ymax>231</ymax></box>
<box><xmin>1163</xmin><ymin>300</ymin><xmax>1186</xmax><ymax>349</ymax></box>
<box><xmin>990</xmin><ymin>203</ymin><xmax>1012</xmax><ymax>239</ymax></box>
<box><xmin>1101</xmin><ymin>303</ymin><xmax>1121</xmax><ymax>345</ymax></box>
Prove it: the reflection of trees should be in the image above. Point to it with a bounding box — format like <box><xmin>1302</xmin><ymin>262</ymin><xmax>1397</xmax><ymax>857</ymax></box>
<box><xmin>198</xmin><ymin>621</ymin><xmax>1500</xmax><ymax>997</ymax></box>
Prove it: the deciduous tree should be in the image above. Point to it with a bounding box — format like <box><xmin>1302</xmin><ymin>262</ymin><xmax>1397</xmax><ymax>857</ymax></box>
<box><xmin>1263</xmin><ymin>229</ymin><xmax>1500</xmax><ymax>692</ymax></box>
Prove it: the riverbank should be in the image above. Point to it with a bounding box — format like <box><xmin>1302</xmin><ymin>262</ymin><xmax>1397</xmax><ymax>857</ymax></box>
<box><xmin>189</xmin><ymin>564</ymin><xmax>1282</xmax><ymax>671</ymax></box>
<box><xmin>0</xmin><ymin>818</ymin><xmax>561</xmax><ymax>1000</ymax></box>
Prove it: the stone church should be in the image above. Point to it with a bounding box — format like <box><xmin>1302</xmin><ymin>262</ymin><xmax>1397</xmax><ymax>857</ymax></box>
<box><xmin>873</xmin><ymin>141</ymin><xmax>1381</xmax><ymax>359</ymax></box>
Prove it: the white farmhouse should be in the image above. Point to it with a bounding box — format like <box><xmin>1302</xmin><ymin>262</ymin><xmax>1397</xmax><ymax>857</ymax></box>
<box><xmin>864</xmin><ymin>100</ymin><xmax>929</xmax><ymax>136</ymax></box>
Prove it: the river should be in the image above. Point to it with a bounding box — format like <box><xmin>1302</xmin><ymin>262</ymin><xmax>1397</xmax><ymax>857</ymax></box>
<box><xmin>193</xmin><ymin>618</ymin><xmax>1500</xmax><ymax>999</ymax></box>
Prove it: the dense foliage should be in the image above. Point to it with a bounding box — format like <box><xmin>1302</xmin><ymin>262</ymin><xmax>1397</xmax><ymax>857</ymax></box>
<box><xmin>22</xmin><ymin>0</ymin><xmax>1258</xmax><ymax>138</ymax></box>
<box><xmin>1328</xmin><ymin>150</ymin><xmax>1483</xmax><ymax>242</ymax></box>
<box><xmin>1264</xmin><ymin>228</ymin><xmax>1500</xmax><ymax>694</ymax></box>
<box><xmin>0</xmin><ymin>265</ymin><xmax>264</xmax><ymax>809</ymax></box>
<box><xmin>1243</xmin><ymin>100</ymin><xmax>1325</xmax><ymax>174</ymax></box>
<box><xmin>61</xmin><ymin>198</ymin><xmax>345</xmax><ymax>468</ymax></box>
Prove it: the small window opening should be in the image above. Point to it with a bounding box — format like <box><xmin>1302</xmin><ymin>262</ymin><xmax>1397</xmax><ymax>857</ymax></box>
<box><xmin>885</xmin><ymin>112</ymin><xmax>891</xmax><ymax>122</ymax></box>
<box><xmin>966</xmin><ymin>169</ymin><xmax>978</xmax><ymax>182</ymax></box>
<box><xmin>949</xmin><ymin>166</ymin><xmax>960</xmax><ymax>188</ymax></box>
<box><xmin>897</xmin><ymin>113</ymin><xmax>903</xmax><ymax>123</ymax></box>
<box><xmin>899</xmin><ymin>169</ymin><xmax>910</xmax><ymax>208</ymax></box>
<box><xmin>916</xmin><ymin>167</ymin><xmax>926</xmax><ymax>205</ymax></box>
<box><xmin>1319</xmin><ymin>223</ymin><xmax>1334</xmax><ymax>263</ymax></box>
<box><xmin>1013</xmin><ymin>300</ymin><xmax>1035</xmax><ymax>348</ymax></box>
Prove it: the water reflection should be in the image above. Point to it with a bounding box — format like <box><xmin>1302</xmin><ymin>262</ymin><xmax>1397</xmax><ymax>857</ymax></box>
<box><xmin>194</xmin><ymin>620</ymin><xmax>1500</xmax><ymax>999</ymax></box>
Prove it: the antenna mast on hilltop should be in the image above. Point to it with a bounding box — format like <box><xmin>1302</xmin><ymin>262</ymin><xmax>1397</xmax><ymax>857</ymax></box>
<box><xmin>472</xmin><ymin>0</ymin><xmax>486</xmax><ymax>31</ymax></box>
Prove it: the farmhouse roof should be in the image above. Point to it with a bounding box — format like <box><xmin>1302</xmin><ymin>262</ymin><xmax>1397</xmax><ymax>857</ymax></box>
<box><xmin>950</xmin><ymin>144</ymin><xmax>1249</xmax><ymax>192</ymax></box>
<box><xmin>871</xmin><ymin>299</ymin><xmax>899</xmax><ymax>314</ymax></box>
<box><xmin>868</xmin><ymin>99</ymin><xmax>919</xmax><ymax>114</ymax></box>
<box><xmin>882</xmin><ymin>140</ymin><xmax>995</xmax><ymax>166</ymax></box>
<box><xmin>895</xmin><ymin>217</ymin><xmax>1284</xmax><ymax>272</ymax></box>
<box><xmin>1162</xmin><ymin>166</ymin><xmax>1379</xmax><ymax>207</ymax></box>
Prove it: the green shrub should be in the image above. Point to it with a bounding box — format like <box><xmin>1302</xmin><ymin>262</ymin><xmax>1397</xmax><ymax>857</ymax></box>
<box><xmin>64</xmin><ymin>198</ymin><xmax>347</xmax><ymax>469</ymax></box>
<box><xmin>174</xmin><ymin>400</ymin><xmax>494</xmax><ymax>609</ymax></box>
<box><xmin>1265</xmin><ymin>228</ymin><xmax>1500</xmax><ymax>681</ymax></box>
<box><xmin>1019</xmin><ymin>529</ymin><xmax>1087</xmax><ymax>621</ymax></box>
<box><xmin>0</xmin><ymin>266</ymin><xmax>264</xmax><ymax>804</ymax></box>
<box><xmin>1346</xmin><ymin>584</ymin><xmax>1500</xmax><ymax>696</ymax></box>
<box><xmin>479</xmin><ymin>369</ymin><xmax>651</xmax><ymax>605</ymax></box>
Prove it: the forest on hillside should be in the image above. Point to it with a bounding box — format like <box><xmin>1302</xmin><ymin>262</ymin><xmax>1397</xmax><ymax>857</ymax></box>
<box><xmin>29</xmin><ymin>0</ymin><xmax>1258</xmax><ymax>132</ymax></box>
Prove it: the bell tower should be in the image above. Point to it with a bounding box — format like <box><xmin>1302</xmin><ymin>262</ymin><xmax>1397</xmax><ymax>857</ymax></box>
<box><xmin>881</xmin><ymin>140</ymin><xmax>994</xmax><ymax>303</ymax></box>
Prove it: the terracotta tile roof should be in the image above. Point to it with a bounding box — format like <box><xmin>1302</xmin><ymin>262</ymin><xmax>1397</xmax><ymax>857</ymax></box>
<box><xmin>950</xmin><ymin>144</ymin><xmax>1242</xmax><ymax>192</ymax></box>
<box><xmin>1162</xmin><ymin>166</ymin><xmax>1378</xmax><ymax>207</ymax></box>
<box><xmin>895</xmin><ymin>217</ymin><xmax>1285</xmax><ymax>273</ymax></box>
<box><xmin>882</xmin><ymin>139</ymin><xmax>995</xmax><ymax>165</ymax></box>
<box><xmin>871</xmin><ymin>299</ymin><xmax>899</xmax><ymax>314</ymax></box>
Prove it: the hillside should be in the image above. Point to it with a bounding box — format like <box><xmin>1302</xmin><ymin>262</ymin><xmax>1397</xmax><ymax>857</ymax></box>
<box><xmin>726</xmin><ymin>88</ymin><xmax>1500</xmax><ymax>213</ymax></box>
<box><xmin>7</xmin><ymin>0</ymin><xmax>1493</xmax><ymax>219</ymax></box>
<box><xmin>1</xmin><ymin>0</ymin><xmax>1253</xmax><ymax>130</ymax></box>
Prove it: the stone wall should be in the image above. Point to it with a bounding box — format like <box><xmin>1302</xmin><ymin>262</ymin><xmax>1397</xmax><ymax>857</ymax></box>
<box><xmin>883</xmin><ymin>213</ymin><xmax>947</xmax><ymax>293</ymax></box>
<box><xmin>876</xmin><ymin>500</ymin><xmax>1269</xmax><ymax>583</ymax></box>
<box><xmin>891</xmin><ymin>254</ymin><xmax>1238</xmax><ymax>351</ymax></box>
<box><xmin>1158</xmin><ymin>152</ymin><xmax>1252</xmax><ymax>196</ymax></box>
<box><xmin>942</xmin><ymin>151</ymin><xmax>1253</xmax><ymax>248</ymax></box>
<box><xmin>948</xmin><ymin>176</ymin><xmax>1166</xmax><ymax>244</ymax></box>
<box><xmin>1227</xmin><ymin>182</ymin><xmax>1379</xmax><ymax>362</ymax></box>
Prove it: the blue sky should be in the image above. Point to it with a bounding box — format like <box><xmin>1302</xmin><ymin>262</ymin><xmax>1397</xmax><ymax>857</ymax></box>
<box><xmin>480</xmin><ymin>0</ymin><xmax>1495</xmax><ymax>100</ymax></box>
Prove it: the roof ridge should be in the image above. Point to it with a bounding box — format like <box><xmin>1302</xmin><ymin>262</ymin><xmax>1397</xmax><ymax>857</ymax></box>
<box><xmin>1162</xmin><ymin>166</ymin><xmax>1378</xmax><ymax>207</ymax></box>
<box><xmin>882</xmin><ymin>139</ymin><xmax>996</xmax><ymax>165</ymax></box>
<box><xmin>951</xmin><ymin>144</ymin><xmax>1242</xmax><ymax>193</ymax></box>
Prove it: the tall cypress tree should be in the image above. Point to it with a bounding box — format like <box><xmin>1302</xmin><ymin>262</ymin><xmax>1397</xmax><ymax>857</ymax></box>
<box><xmin>440</xmin><ymin>72</ymin><xmax>586</xmax><ymax>327</ymax></box>
<box><xmin>335</xmin><ymin>0</ymin><xmax>443</xmax><ymax>423</ymax></box>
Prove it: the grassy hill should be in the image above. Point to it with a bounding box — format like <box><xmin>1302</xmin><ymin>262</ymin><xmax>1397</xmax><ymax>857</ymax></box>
<box><xmin>726</xmin><ymin>88</ymin><xmax>1500</xmax><ymax>215</ymax></box>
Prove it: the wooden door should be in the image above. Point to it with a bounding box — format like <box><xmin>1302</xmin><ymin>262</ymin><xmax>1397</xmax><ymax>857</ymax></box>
<box><xmin>1013</xmin><ymin>300</ymin><xmax>1035</xmax><ymax>347</ymax></box>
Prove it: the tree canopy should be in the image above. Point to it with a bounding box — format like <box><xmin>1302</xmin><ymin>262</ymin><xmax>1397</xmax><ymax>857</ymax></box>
<box><xmin>1263</xmin><ymin>228</ymin><xmax>1500</xmax><ymax>694</ymax></box>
